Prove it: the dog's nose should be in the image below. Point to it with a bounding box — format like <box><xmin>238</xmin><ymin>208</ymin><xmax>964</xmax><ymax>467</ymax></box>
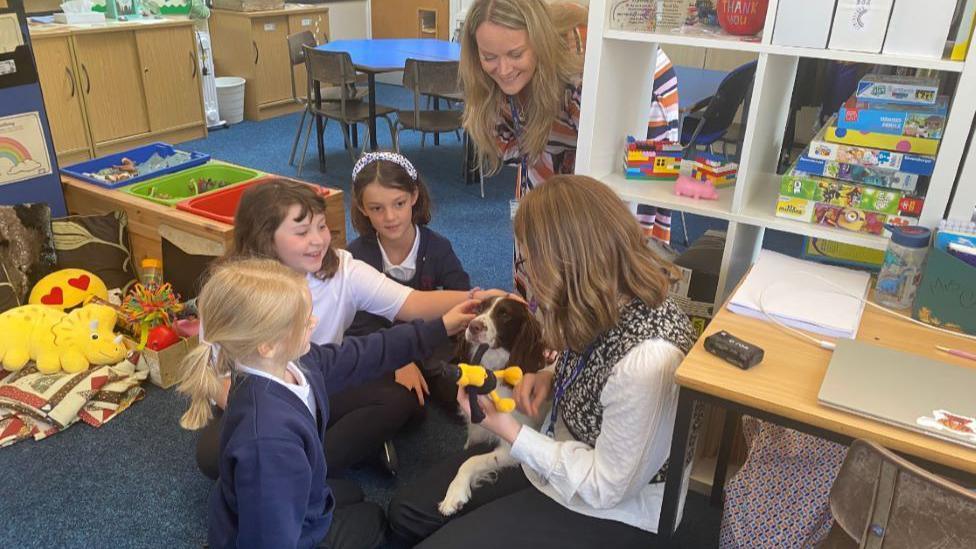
<box><xmin>468</xmin><ymin>319</ymin><xmax>485</xmax><ymax>335</ymax></box>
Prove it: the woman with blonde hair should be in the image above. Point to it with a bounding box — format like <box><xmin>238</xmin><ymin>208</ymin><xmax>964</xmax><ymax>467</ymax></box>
<box><xmin>388</xmin><ymin>175</ymin><xmax>696</xmax><ymax>547</ymax></box>
<box><xmin>178</xmin><ymin>258</ymin><xmax>475</xmax><ymax>549</ymax></box>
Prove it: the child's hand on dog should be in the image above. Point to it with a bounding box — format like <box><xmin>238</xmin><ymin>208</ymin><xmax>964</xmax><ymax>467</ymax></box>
<box><xmin>456</xmin><ymin>387</ymin><xmax>523</xmax><ymax>443</ymax></box>
<box><xmin>514</xmin><ymin>370</ymin><xmax>554</xmax><ymax>419</ymax></box>
<box><xmin>442</xmin><ymin>299</ymin><xmax>480</xmax><ymax>335</ymax></box>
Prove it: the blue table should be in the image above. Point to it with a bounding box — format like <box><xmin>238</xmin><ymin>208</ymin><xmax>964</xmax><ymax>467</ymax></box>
<box><xmin>317</xmin><ymin>39</ymin><xmax>461</xmax><ymax>152</ymax></box>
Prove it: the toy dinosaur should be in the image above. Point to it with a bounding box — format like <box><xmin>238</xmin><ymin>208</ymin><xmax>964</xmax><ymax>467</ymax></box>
<box><xmin>444</xmin><ymin>363</ymin><xmax>523</xmax><ymax>423</ymax></box>
<box><xmin>0</xmin><ymin>304</ymin><xmax>127</xmax><ymax>374</ymax></box>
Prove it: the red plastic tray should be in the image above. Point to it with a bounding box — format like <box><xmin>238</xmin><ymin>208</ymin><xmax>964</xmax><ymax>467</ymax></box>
<box><xmin>176</xmin><ymin>176</ymin><xmax>330</xmax><ymax>225</ymax></box>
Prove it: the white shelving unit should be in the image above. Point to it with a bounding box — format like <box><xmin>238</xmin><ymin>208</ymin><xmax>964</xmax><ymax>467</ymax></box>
<box><xmin>577</xmin><ymin>0</ymin><xmax>976</xmax><ymax>306</ymax></box>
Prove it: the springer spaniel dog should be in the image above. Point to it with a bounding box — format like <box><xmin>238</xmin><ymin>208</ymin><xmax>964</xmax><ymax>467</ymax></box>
<box><xmin>438</xmin><ymin>296</ymin><xmax>545</xmax><ymax>516</ymax></box>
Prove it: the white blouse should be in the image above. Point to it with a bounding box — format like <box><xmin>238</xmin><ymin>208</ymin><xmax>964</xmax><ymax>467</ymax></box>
<box><xmin>510</xmin><ymin>338</ymin><xmax>692</xmax><ymax>533</ymax></box>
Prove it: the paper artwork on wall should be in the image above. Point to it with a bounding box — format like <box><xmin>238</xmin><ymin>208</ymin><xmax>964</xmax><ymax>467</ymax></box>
<box><xmin>0</xmin><ymin>112</ymin><xmax>53</xmax><ymax>187</ymax></box>
<box><xmin>0</xmin><ymin>13</ymin><xmax>25</xmax><ymax>55</ymax></box>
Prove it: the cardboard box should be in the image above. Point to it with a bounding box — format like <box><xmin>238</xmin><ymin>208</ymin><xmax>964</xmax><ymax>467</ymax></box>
<box><xmin>825</xmin><ymin>126</ymin><xmax>940</xmax><ymax>156</ymax></box>
<box><xmin>808</xmin><ymin>119</ymin><xmax>935</xmax><ymax>176</ymax></box>
<box><xmin>772</xmin><ymin>0</ymin><xmax>836</xmax><ymax>48</ymax></box>
<box><xmin>126</xmin><ymin>336</ymin><xmax>198</xmax><ymax>389</ymax></box>
<box><xmin>828</xmin><ymin>0</ymin><xmax>894</xmax><ymax>53</ymax></box>
<box><xmin>855</xmin><ymin>74</ymin><xmax>939</xmax><ymax>106</ymax></box>
<box><xmin>837</xmin><ymin>97</ymin><xmax>947</xmax><ymax>140</ymax></box>
<box><xmin>802</xmin><ymin>237</ymin><xmax>885</xmax><ymax>270</ymax></box>
<box><xmin>882</xmin><ymin>0</ymin><xmax>956</xmax><ymax>59</ymax></box>
<box><xmin>780</xmin><ymin>171</ymin><xmax>918</xmax><ymax>216</ymax></box>
<box><xmin>794</xmin><ymin>155</ymin><xmax>919</xmax><ymax>192</ymax></box>
<box><xmin>812</xmin><ymin>202</ymin><xmax>887</xmax><ymax>235</ymax></box>
<box><xmin>775</xmin><ymin>195</ymin><xmax>816</xmax><ymax>222</ymax></box>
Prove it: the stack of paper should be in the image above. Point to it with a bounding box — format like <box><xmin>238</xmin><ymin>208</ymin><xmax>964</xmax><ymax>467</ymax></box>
<box><xmin>728</xmin><ymin>250</ymin><xmax>871</xmax><ymax>339</ymax></box>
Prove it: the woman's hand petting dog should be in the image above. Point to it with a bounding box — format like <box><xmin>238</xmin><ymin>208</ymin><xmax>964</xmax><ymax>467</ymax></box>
<box><xmin>442</xmin><ymin>299</ymin><xmax>480</xmax><ymax>335</ymax></box>
<box><xmin>514</xmin><ymin>370</ymin><xmax>554</xmax><ymax>419</ymax></box>
<box><xmin>395</xmin><ymin>362</ymin><xmax>429</xmax><ymax>406</ymax></box>
<box><xmin>456</xmin><ymin>387</ymin><xmax>523</xmax><ymax>444</ymax></box>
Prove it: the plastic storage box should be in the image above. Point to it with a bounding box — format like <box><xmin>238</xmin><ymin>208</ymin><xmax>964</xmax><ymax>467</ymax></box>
<box><xmin>123</xmin><ymin>163</ymin><xmax>262</xmax><ymax>207</ymax></box>
<box><xmin>61</xmin><ymin>143</ymin><xmax>210</xmax><ymax>189</ymax></box>
<box><xmin>177</xmin><ymin>176</ymin><xmax>331</xmax><ymax>225</ymax></box>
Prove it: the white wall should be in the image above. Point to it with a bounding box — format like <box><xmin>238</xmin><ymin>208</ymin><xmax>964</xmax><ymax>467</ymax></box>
<box><xmin>325</xmin><ymin>0</ymin><xmax>370</xmax><ymax>40</ymax></box>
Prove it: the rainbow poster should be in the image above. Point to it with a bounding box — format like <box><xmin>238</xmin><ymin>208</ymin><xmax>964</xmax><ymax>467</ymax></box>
<box><xmin>0</xmin><ymin>111</ymin><xmax>51</xmax><ymax>186</ymax></box>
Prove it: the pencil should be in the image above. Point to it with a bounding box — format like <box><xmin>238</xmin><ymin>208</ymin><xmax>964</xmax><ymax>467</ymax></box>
<box><xmin>935</xmin><ymin>345</ymin><xmax>976</xmax><ymax>362</ymax></box>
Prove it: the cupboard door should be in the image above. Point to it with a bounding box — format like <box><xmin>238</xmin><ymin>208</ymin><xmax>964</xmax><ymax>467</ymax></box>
<box><xmin>289</xmin><ymin>10</ymin><xmax>329</xmax><ymax>101</ymax></box>
<box><xmin>136</xmin><ymin>26</ymin><xmax>205</xmax><ymax>132</ymax></box>
<box><xmin>72</xmin><ymin>32</ymin><xmax>151</xmax><ymax>144</ymax></box>
<box><xmin>251</xmin><ymin>16</ymin><xmax>292</xmax><ymax>106</ymax></box>
<box><xmin>33</xmin><ymin>36</ymin><xmax>91</xmax><ymax>160</ymax></box>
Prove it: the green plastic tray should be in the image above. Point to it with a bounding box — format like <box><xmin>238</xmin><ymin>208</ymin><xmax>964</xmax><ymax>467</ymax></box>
<box><xmin>122</xmin><ymin>163</ymin><xmax>262</xmax><ymax>206</ymax></box>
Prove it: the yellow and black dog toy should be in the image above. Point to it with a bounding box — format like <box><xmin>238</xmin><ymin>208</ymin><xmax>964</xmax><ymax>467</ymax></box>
<box><xmin>443</xmin><ymin>363</ymin><xmax>523</xmax><ymax>423</ymax></box>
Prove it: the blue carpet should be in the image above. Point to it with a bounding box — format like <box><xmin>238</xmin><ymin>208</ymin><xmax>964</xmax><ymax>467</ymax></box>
<box><xmin>0</xmin><ymin>84</ymin><xmax>738</xmax><ymax>548</ymax></box>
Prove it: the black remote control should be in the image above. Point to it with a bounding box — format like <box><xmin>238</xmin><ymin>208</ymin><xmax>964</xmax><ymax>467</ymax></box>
<box><xmin>704</xmin><ymin>330</ymin><xmax>764</xmax><ymax>370</ymax></box>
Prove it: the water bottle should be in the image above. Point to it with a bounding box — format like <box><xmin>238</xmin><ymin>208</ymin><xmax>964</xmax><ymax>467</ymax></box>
<box><xmin>140</xmin><ymin>258</ymin><xmax>163</xmax><ymax>288</ymax></box>
<box><xmin>874</xmin><ymin>226</ymin><xmax>931</xmax><ymax>309</ymax></box>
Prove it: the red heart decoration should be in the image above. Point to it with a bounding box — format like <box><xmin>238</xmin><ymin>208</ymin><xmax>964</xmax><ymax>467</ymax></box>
<box><xmin>68</xmin><ymin>274</ymin><xmax>91</xmax><ymax>291</ymax></box>
<box><xmin>41</xmin><ymin>287</ymin><xmax>64</xmax><ymax>305</ymax></box>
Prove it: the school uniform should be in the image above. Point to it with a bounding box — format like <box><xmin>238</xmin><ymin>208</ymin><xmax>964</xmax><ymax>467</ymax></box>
<box><xmin>208</xmin><ymin>319</ymin><xmax>448</xmax><ymax>549</ymax></box>
<box><xmin>345</xmin><ymin>226</ymin><xmax>471</xmax><ymax>407</ymax></box>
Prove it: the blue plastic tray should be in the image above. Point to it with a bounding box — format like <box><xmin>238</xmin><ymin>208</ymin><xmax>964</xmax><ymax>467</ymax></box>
<box><xmin>62</xmin><ymin>142</ymin><xmax>210</xmax><ymax>189</ymax></box>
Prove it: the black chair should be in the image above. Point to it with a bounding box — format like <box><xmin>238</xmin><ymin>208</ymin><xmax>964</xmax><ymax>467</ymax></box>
<box><xmin>680</xmin><ymin>60</ymin><xmax>757</xmax><ymax>160</ymax></box>
<box><xmin>297</xmin><ymin>47</ymin><xmax>397</xmax><ymax>175</ymax></box>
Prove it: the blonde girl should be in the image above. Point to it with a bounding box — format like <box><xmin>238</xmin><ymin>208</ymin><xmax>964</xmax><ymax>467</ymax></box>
<box><xmin>179</xmin><ymin>258</ymin><xmax>474</xmax><ymax>549</ymax></box>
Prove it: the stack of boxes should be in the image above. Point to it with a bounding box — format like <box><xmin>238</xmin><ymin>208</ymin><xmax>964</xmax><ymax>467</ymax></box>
<box><xmin>623</xmin><ymin>136</ymin><xmax>683</xmax><ymax>181</ymax></box>
<box><xmin>776</xmin><ymin>74</ymin><xmax>942</xmax><ymax>237</ymax></box>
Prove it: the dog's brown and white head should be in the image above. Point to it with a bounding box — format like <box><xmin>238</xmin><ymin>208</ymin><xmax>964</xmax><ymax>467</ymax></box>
<box><xmin>460</xmin><ymin>296</ymin><xmax>545</xmax><ymax>375</ymax></box>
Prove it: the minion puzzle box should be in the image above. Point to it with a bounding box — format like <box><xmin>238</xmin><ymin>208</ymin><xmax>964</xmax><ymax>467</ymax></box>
<box><xmin>780</xmin><ymin>171</ymin><xmax>922</xmax><ymax>216</ymax></box>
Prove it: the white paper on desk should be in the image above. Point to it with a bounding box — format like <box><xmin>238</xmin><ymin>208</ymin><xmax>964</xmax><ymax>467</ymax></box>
<box><xmin>728</xmin><ymin>250</ymin><xmax>871</xmax><ymax>339</ymax></box>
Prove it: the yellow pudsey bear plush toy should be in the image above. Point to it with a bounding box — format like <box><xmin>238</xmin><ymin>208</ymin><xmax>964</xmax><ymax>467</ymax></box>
<box><xmin>0</xmin><ymin>304</ymin><xmax>127</xmax><ymax>374</ymax></box>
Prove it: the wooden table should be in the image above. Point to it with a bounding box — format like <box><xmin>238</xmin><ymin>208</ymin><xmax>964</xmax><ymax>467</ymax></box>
<box><xmin>658</xmin><ymin>300</ymin><xmax>976</xmax><ymax>541</ymax></box>
<box><xmin>60</xmin><ymin>175</ymin><xmax>346</xmax><ymax>269</ymax></box>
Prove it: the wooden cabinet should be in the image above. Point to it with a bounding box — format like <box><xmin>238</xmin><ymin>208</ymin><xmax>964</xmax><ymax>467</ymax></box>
<box><xmin>371</xmin><ymin>0</ymin><xmax>450</xmax><ymax>40</ymax></box>
<box><xmin>209</xmin><ymin>6</ymin><xmax>329</xmax><ymax>121</ymax></box>
<box><xmin>136</xmin><ymin>26</ymin><xmax>206</xmax><ymax>134</ymax></box>
<box><xmin>251</xmin><ymin>15</ymin><xmax>292</xmax><ymax>106</ymax></box>
<box><xmin>30</xmin><ymin>19</ymin><xmax>206</xmax><ymax>164</ymax></box>
<box><xmin>288</xmin><ymin>10</ymin><xmax>329</xmax><ymax>101</ymax></box>
<box><xmin>73</xmin><ymin>31</ymin><xmax>152</xmax><ymax>146</ymax></box>
<box><xmin>32</xmin><ymin>35</ymin><xmax>91</xmax><ymax>166</ymax></box>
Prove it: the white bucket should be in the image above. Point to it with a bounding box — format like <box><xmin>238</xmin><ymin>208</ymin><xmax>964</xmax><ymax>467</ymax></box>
<box><xmin>215</xmin><ymin>76</ymin><xmax>246</xmax><ymax>125</ymax></box>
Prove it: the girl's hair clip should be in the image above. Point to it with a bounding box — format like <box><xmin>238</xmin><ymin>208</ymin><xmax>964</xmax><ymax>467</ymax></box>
<box><xmin>352</xmin><ymin>152</ymin><xmax>418</xmax><ymax>181</ymax></box>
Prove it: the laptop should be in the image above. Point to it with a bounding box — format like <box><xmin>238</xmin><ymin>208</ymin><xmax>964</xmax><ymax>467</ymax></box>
<box><xmin>818</xmin><ymin>338</ymin><xmax>976</xmax><ymax>449</ymax></box>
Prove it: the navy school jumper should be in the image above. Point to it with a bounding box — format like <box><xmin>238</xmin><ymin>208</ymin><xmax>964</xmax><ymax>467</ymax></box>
<box><xmin>207</xmin><ymin>319</ymin><xmax>449</xmax><ymax>548</ymax></box>
<box><xmin>345</xmin><ymin>226</ymin><xmax>471</xmax><ymax>337</ymax></box>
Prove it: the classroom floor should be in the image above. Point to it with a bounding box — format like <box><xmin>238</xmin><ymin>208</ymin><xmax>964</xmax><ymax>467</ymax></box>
<box><xmin>0</xmin><ymin>84</ymin><xmax>728</xmax><ymax>548</ymax></box>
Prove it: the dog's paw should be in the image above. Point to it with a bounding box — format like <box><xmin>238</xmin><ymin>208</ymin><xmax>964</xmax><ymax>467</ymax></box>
<box><xmin>437</xmin><ymin>483</ymin><xmax>471</xmax><ymax>516</ymax></box>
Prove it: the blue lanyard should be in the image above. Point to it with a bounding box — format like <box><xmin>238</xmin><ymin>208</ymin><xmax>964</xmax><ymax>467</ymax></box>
<box><xmin>508</xmin><ymin>96</ymin><xmax>529</xmax><ymax>187</ymax></box>
<box><xmin>546</xmin><ymin>345</ymin><xmax>595</xmax><ymax>438</ymax></box>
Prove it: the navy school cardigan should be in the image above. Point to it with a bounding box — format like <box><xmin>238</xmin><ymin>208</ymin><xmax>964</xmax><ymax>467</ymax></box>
<box><xmin>207</xmin><ymin>319</ymin><xmax>448</xmax><ymax>549</ymax></box>
<box><xmin>345</xmin><ymin>226</ymin><xmax>471</xmax><ymax>337</ymax></box>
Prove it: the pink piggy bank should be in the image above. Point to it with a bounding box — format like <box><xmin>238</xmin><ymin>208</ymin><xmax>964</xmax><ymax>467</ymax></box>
<box><xmin>673</xmin><ymin>175</ymin><xmax>719</xmax><ymax>200</ymax></box>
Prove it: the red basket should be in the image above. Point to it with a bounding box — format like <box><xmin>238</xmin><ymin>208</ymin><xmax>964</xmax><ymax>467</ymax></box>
<box><xmin>176</xmin><ymin>176</ymin><xmax>330</xmax><ymax>225</ymax></box>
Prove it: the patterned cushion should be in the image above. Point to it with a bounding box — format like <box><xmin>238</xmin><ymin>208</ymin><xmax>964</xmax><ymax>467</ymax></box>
<box><xmin>0</xmin><ymin>204</ymin><xmax>57</xmax><ymax>309</ymax></box>
<box><xmin>51</xmin><ymin>211</ymin><xmax>138</xmax><ymax>294</ymax></box>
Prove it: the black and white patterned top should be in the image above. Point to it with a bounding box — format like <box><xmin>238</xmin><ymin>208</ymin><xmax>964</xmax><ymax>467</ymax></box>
<box><xmin>555</xmin><ymin>297</ymin><xmax>695</xmax><ymax>448</ymax></box>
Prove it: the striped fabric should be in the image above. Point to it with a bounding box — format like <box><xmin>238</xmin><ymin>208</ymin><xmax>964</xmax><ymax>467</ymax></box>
<box><xmin>648</xmin><ymin>48</ymin><xmax>680</xmax><ymax>143</ymax></box>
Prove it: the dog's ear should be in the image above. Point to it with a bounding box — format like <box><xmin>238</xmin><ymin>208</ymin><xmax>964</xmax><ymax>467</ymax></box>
<box><xmin>509</xmin><ymin>313</ymin><xmax>545</xmax><ymax>374</ymax></box>
<box><xmin>453</xmin><ymin>333</ymin><xmax>469</xmax><ymax>364</ymax></box>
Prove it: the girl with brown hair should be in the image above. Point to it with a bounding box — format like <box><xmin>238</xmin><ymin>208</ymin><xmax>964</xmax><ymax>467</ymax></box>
<box><xmin>388</xmin><ymin>175</ymin><xmax>696</xmax><ymax>548</ymax></box>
